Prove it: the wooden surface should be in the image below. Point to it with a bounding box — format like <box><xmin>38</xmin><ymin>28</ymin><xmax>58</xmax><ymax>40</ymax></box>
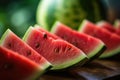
<box><xmin>39</xmin><ymin>55</ymin><xmax>120</xmax><ymax>80</ymax></box>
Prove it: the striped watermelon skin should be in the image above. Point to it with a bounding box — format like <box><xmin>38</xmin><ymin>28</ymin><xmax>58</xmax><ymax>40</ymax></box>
<box><xmin>37</xmin><ymin>0</ymin><xmax>104</xmax><ymax>30</ymax></box>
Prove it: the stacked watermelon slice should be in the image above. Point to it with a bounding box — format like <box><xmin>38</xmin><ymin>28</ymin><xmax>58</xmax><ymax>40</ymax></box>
<box><xmin>0</xmin><ymin>19</ymin><xmax>120</xmax><ymax>79</ymax></box>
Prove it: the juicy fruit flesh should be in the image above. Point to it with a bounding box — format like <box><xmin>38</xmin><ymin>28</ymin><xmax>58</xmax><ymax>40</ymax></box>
<box><xmin>0</xmin><ymin>47</ymin><xmax>43</xmax><ymax>80</ymax></box>
<box><xmin>97</xmin><ymin>21</ymin><xmax>116</xmax><ymax>32</ymax></box>
<box><xmin>51</xmin><ymin>22</ymin><xmax>105</xmax><ymax>58</ymax></box>
<box><xmin>97</xmin><ymin>21</ymin><xmax>120</xmax><ymax>36</ymax></box>
<box><xmin>34</xmin><ymin>25</ymin><xmax>59</xmax><ymax>39</ymax></box>
<box><xmin>0</xmin><ymin>29</ymin><xmax>51</xmax><ymax>69</ymax></box>
<box><xmin>79</xmin><ymin>20</ymin><xmax>120</xmax><ymax>58</ymax></box>
<box><xmin>23</xmin><ymin>27</ymin><xmax>87</xmax><ymax>69</ymax></box>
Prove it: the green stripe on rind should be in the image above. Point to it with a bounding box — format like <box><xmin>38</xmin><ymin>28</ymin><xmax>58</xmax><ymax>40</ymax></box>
<box><xmin>51</xmin><ymin>52</ymin><xmax>87</xmax><ymax>70</ymax></box>
<box><xmin>36</xmin><ymin>0</ymin><xmax>48</xmax><ymax>30</ymax></box>
<box><xmin>0</xmin><ymin>29</ymin><xmax>11</xmax><ymax>45</ymax></box>
<box><xmin>36</xmin><ymin>0</ymin><xmax>58</xmax><ymax>31</ymax></box>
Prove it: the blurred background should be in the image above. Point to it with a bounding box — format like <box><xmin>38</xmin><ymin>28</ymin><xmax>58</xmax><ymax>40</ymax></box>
<box><xmin>0</xmin><ymin>0</ymin><xmax>40</xmax><ymax>37</ymax></box>
<box><xmin>0</xmin><ymin>0</ymin><xmax>120</xmax><ymax>38</ymax></box>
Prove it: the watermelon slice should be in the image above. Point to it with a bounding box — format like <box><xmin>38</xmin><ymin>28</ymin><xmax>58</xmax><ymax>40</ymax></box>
<box><xmin>97</xmin><ymin>21</ymin><xmax>116</xmax><ymax>33</ymax></box>
<box><xmin>0</xmin><ymin>29</ymin><xmax>51</xmax><ymax>70</ymax></box>
<box><xmin>97</xmin><ymin>21</ymin><xmax>120</xmax><ymax>36</ymax></box>
<box><xmin>0</xmin><ymin>47</ymin><xmax>44</xmax><ymax>80</ymax></box>
<box><xmin>51</xmin><ymin>22</ymin><xmax>106</xmax><ymax>59</ymax></box>
<box><xmin>78</xmin><ymin>20</ymin><xmax>120</xmax><ymax>58</ymax></box>
<box><xmin>23</xmin><ymin>27</ymin><xmax>87</xmax><ymax>70</ymax></box>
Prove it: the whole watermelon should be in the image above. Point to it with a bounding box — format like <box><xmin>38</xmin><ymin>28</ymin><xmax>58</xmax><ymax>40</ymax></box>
<box><xmin>36</xmin><ymin>0</ymin><xmax>105</xmax><ymax>30</ymax></box>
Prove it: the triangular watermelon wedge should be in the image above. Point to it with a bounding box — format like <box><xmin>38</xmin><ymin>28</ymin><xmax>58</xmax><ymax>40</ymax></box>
<box><xmin>0</xmin><ymin>29</ymin><xmax>51</xmax><ymax>70</ymax></box>
<box><xmin>0</xmin><ymin>46</ymin><xmax>44</xmax><ymax>80</ymax></box>
<box><xmin>79</xmin><ymin>20</ymin><xmax>120</xmax><ymax>58</ymax></box>
<box><xmin>51</xmin><ymin>22</ymin><xmax>106</xmax><ymax>59</ymax></box>
<box><xmin>23</xmin><ymin>27</ymin><xmax>87</xmax><ymax>70</ymax></box>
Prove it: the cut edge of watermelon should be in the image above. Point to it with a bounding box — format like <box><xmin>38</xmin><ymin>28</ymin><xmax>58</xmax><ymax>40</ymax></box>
<box><xmin>0</xmin><ymin>29</ymin><xmax>52</xmax><ymax>70</ymax></box>
<box><xmin>0</xmin><ymin>47</ymin><xmax>45</xmax><ymax>80</ymax></box>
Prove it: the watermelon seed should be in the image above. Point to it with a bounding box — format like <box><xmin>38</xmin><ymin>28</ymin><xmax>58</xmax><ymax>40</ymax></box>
<box><xmin>67</xmin><ymin>46</ymin><xmax>71</xmax><ymax>51</ymax></box>
<box><xmin>43</xmin><ymin>33</ymin><xmax>47</xmax><ymax>39</ymax></box>
<box><xmin>26</xmin><ymin>50</ymin><xmax>31</xmax><ymax>56</ymax></box>
<box><xmin>35</xmin><ymin>43</ymin><xmax>40</xmax><ymax>48</ymax></box>
<box><xmin>54</xmin><ymin>47</ymin><xmax>60</xmax><ymax>53</ymax></box>
<box><xmin>3</xmin><ymin>63</ymin><xmax>14</xmax><ymax>70</ymax></box>
<box><xmin>7</xmin><ymin>43</ymin><xmax>12</xmax><ymax>48</ymax></box>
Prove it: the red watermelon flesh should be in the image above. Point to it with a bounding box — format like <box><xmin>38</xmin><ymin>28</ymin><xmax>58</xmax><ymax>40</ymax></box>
<box><xmin>51</xmin><ymin>22</ymin><xmax>106</xmax><ymax>59</ymax></box>
<box><xmin>79</xmin><ymin>20</ymin><xmax>120</xmax><ymax>58</ymax></box>
<box><xmin>0</xmin><ymin>29</ymin><xmax>51</xmax><ymax>70</ymax></box>
<box><xmin>97</xmin><ymin>21</ymin><xmax>120</xmax><ymax>36</ymax></box>
<box><xmin>23</xmin><ymin>27</ymin><xmax>87</xmax><ymax>70</ymax></box>
<box><xmin>0</xmin><ymin>47</ymin><xmax>44</xmax><ymax>80</ymax></box>
<box><xmin>97</xmin><ymin>21</ymin><xmax>116</xmax><ymax>32</ymax></box>
<box><xmin>34</xmin><ymin>25</ymin><xmax>59</xmax><ymax>39</ymax></box>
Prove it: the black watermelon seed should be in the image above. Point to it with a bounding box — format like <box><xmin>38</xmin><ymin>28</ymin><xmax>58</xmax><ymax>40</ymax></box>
<box><xmin>26</xmin><ymin>50</ymin><xmax>31</xmax><ymax>56</ymax></box>
<box><xmin>54</xmin><ymin>47</ymin><xmax>60</xmax><ymax>53</ymax></box>
<box><xmin>43</xmin><ymin>33</ymin><xmax>48</xmax><ymax>39</ymax></box>
<box><xmin>35</xmin><ymin>43</ymin><xmax>40</xmax><ymax>48</ymax></box>
<box><xmin>7</xmin><ymin>43</ymin><xmax>12</xmax><ymax>48</ymax></box>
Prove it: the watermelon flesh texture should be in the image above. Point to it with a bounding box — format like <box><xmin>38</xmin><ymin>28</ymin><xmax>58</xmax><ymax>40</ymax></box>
<box><xmin>97</xmin><ymin>21</ymin><xmax>120</xmax><ymax>36</ymax></box>
<box><xmin>97</xmin><ymin>21</ymin><xmax>116</xmax><ymax>32</ymax></box>
<box><xmin>79</xmin><ymin>20</ymin><xmax>120</xmax><ymax>58</ymax></box>
<box><xmin>23</xmin><ymin>27</ymin><xmax>87</xmax><ymax>70</ymax></box>
<box><xmin>51</xmin><ymin>22</ymin><xmax>106</xmax><ymax>59</ymax></box>
<box><xmin>0</xmin><ymin>29</ymin><xmax>51</xmax><ymax>70</ymax></box>
<box><xmin>34</xmin><ymin>25</ymin><xmax>59</xmax><ymax>39</ymax></box>
<box><xmin>0</xmin><ymin>47</ymin><xmax>44</xmax><ymax>80</ymax></box>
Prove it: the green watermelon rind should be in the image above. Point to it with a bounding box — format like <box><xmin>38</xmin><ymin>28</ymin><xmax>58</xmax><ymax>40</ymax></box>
<box><xmin>51</xmin><ymin>21</ymin><xmax>106</xmax><ymax>59</ymax></box>
<box><xmin>99</xmin><ymin>46</ymin><xmax>120</xmax><ymax>58</ymax></box>
<box><xmin>23</xmin><ymin>27</ymin><xmax>87</xmax><ymax>70</ymax></box>
<box><xmin>0</xmin><ymin>29</ymin><xmax>52</xmax><ymax>70</ymax></box>
<box><xmin>36</xmin><ymin>0</ymin><xmax>58</xmax><ymax>30</ymax></box>
<box><xmin>79</xmin><ymin>20</ymin><xmax>120</xmax><ymax>58</ymax></box>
